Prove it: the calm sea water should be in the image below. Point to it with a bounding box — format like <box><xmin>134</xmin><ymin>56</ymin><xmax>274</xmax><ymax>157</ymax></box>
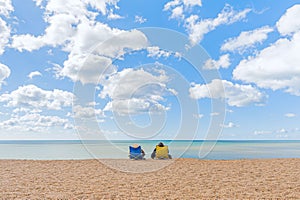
<box><xmin>0</xmin><ymin>140</ymin><xmax>299</xmax><ymax>160</ymax></box>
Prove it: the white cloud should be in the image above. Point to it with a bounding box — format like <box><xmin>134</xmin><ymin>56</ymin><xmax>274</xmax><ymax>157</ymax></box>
<box><xmin>226</xmin><ymin>109</ymin><xmax>234</xmax><ymax>113</ymax></box>
<box><xmin>0</xmin><ymin>113</ymin><xmax>73</xmax><ymax>132</ymax></box>
<box><xmin>0</xmin><ymin>0</ymin><xmax>14</xmax><ymax>17</ymax></box>
<box><xmin>12</xmin><ymin>107</ymin><xmax>42</xmax><ymax>114</ymax></box>
<box><xmin>11</xmin><ymin>0</ymin><xmax>122</xmax><ymax>52</ymax></box>
<box><xmin>134</xmin><ymin>15</ymin><xmax>147</xmax><ymax>24</ymax></box>
<box><xmin>221</xmin><ymin>122</ymin><xmax>237</xmax><ymax>128</ymax></box>
<box><xmin>28</xmin><ymin>71</ymin><xmax>42</xmax><ymax>79</ymax></box>
<box><xmin>285</xmin><ymin>113</ymin><xmax>296</xmax><ymax>118</ymax></box>
<box><xmin>103</xmin><ymin>98</ymin><xmax>170</xmax><ymax>115</ymax></box>
<box><xmin>182</xmin><ymin>0</ymin><xmax>202</xmax><ymax>8</ymax></box>
<box><xmin>276</xmin><ymin>128</ymin><xmax>288</xmax><ymax>134</ymax></box>
<box><xmin>254</xmin><ymin>128</ymin><xmax>292</xmax><ymax>137</ymax></box>
<box><xmin>0</xmin><ymin>17</ymin><xmax>10</xmax><ymax>55</ymax></box>
<box><xmin>147</xmin><ymin>46</ymin><xmax>172</xmax><ymax>58</ymax></box>
<box><xmin>193</xmin><ymin>113</ymin><xmax>204</xmax><ymax>119</ymax></box>
<box><xmin>233</xmin><ymin>5</ymin><xmax>300</xmax><ymax>96</ymax></box>
<box><xmin>164</xmin><ymin>0</ymin><xmax>201</xmax><ymax>12</ymax></box>
<box><xmin>210</xmin><ymin>112</ymin><xmax>219</xmax><ymax>116</ymax></box>
<box><xmin>164</xmin><ymin>0</ymin><xmax>180</xmax><ymax>11</ymax></box>
<box><xmin>164</xmin><ymin>0</ymin><xmax>202</xmax><ymax>21</ymax></box>
<box><xmin>11</xmin><ymin>0</ymin><xmax>149</xmax><ymax>85</ymax></box>
<box><xmin>93</xmin><ymin>29</ymin><xmax>148</xmax><ymax>59</ymax></box>
<box><xmin>254</xmin><ymin>130</ymin><xmax>272</xmax><ymax>135</ymax></box>
<box><xmin>58</xmin><ymin>29</ymin><xmax>148</xmax><ymax>84</ymax></box>
<box><xmin>203</xmin><ymin>54</ymin><xmax>230</xmax><ymax>70</ymax></box>
<box><xmin>84</xmin><ymin>0</ymin><xmax>120</xmax><ymax>16</ymax></box>
<box><xmin>0</xmin><ymin>63</ymin><xmax>10</xmax><ymax>88</ymax></box>
<box><xmin>107</xmin><ymin>9</ymin><xmax>123</xmax><ymax>20</ymax></box>
<box><xmin>0</xmin><ymin>84</ymin><xmax>74</xmax><ymax>110</ymax></box>
<box><xmin>147</xmin><ymin>47</ymin><xmax>181</xmax><ymax>59</ymax></box>
<box><xmin>99</xmin><ymin>68</ymin><xmax>169</xmax><ymax>99</ymax></box>
<box><xmin>11</xmin><ymin>34</ymin><xmax>44</xmax><ymax>52</ymax></box>
<box><xmin>189</xmin><ymin>79</ymin><xmax>266</xmax><ymax>107</ymax></box>
<box><xmin>185</xmin><ymin>4</ymin><xmax>251</xmax><ymax>45</ymax></box>
<box><xmin>221</xmin><ymin>26</ymin><xmax>273</xmax><ymax>53</ymax></box>
<box><xmin>57</xmin><ymin>53</ymin><xmax>116</xmax><ymax>84</ymax></box>
<box><xmin>33</xmin><ymin>0</ymin><xmax>43</xmax><ymax>7</ymax></box>
<box><xmin>11</xmin><ymin>13</ymin><xmax>77</xmax><ymax>52</ymax></box>
<box><xmin>99</xmin><ymin>68</ymin><xmax>174</xmax><ymax>115</ymax></box>
<box><xmin>276</xmin><ymin>4</ymin><xmax>300</xmax><ymax>36</ymax></box>
<box><xmin>170</xmin><ymin>6</ymin><xmax>184</xmax><ymax>20</ymax></box>
<box><xmin>233</xmin><ymin>32</ymin><xmax>300</xmax><ymax>96</ymax></box>
<box><xmin>73</xmin><ymin>105</ymin><xmax>104</xmax><ymax>119</ymax></box>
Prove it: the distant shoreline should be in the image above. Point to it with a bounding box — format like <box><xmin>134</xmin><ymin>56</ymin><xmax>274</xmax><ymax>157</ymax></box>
<box><xmin>1</xmin><ymin>140</ymin><xmax>299</xmax><ymax>160</ymax></box>
<box><xmin>1</xmin><ymin>139</ymin><xmax>300</xmax><ymax>143</ymax></box>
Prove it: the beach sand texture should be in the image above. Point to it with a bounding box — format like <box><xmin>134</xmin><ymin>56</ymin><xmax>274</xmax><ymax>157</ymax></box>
<box><xmin>0</xmin><ymin>158</ymin><xmax>299</xmax><ymax>199</ymax></box>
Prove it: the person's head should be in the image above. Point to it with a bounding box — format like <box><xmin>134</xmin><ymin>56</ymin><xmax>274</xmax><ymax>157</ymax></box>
<box><xmin>158</xmin><ymin>142</ymin><xmax>164</xmax><ymax>147</ymax></box>
<box><xmin>132</xmin><ymin>143</ymin><xmax>140</xmax><ymax>148</ymax></box>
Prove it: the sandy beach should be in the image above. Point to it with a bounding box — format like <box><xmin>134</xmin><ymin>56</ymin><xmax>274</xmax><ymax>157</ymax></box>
<box><xmin>0</xmin><ymin>158</ymin><xmax>299</xmax><ymax>199</ymax></box>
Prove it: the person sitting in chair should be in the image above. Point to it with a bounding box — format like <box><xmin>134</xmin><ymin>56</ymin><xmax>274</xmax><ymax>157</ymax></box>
<box><xmin>129</xmin><ymin>144</ymin><xmax>145</xmax><ymax>160</ymax></box>
<box><xmin>151</xmin><ymin>142</ymin><xmax>172</xmax><ymax>159</ymax></box>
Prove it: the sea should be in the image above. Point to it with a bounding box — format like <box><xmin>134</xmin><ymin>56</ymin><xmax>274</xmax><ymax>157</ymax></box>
<box><xmin>0</xmin><ymin>140</ymin><xmax>299</xmax><ymax>160</ymax></box>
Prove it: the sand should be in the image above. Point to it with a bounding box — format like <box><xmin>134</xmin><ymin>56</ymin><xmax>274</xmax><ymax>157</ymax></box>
<box><xmin>0</xmin><ymin>158</ymin><xmax>299</xmax><ymax>199</ymax></box>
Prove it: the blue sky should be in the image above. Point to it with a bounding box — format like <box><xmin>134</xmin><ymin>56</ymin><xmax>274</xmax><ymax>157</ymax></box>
<box><xmin>0</xmin><ymin>0</ymin><xmax>300</xmax><ymax>140</ymax></box>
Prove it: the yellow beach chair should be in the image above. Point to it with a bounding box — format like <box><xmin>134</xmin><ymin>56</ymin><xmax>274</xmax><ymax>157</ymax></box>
<box><xmin>155</xmin><ymin>145</ymin><xmax>169</xmax><ymax>159</ymax></box>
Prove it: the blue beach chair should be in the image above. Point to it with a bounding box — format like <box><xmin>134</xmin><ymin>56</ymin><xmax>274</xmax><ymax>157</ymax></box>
<box><xmin>129</xmin><ymin>144</ymin><xmax>145</xmax><ymax>160</ymax></box>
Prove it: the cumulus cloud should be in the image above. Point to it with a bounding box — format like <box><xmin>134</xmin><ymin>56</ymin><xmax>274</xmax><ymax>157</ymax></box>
<box><xmin>276</xmin><ymin>4</ymin><xmax>300</xmax><ymax>36</ymax></box>
<box><xmin>164</xmin><ymin>0</ymin><xmax>202</xmax><ymax>20</ymax></box>
<box><xmin>221</xmin><ymin>26</ymin><xmax>273</xmax><ymax>53</ymax></box>
<box><xmin>233</xmin><ymin>32</ymin><xmax>300</xmax><ymax>96</ymax></box>
<box><xmin>170</xmin><ymin>6</ymin><xmax>184</xmax><ymax>20</ymax></box>
<box><xmin>11</xmin><ymin>0</ymin><xmax>149</xmax><ymax>84</ymax></box>
<box><xmin>164</xmin><ymin>0</ymin><xmax>202</xmax><ymax>12</ymax></box>
<box><xmin>147</xmin><ymin>46</ymin><xmax>172</xmax><ymax>58</ymax></box>
<box><xmin>0</xmin><ymin>17</ymin><xmax>10</xmax><ymax>55</ymax></box>
<box><xmin>0</xmin><ymin>0</ymin><xmax>14</xmax><ymax>17</ymax></box>
<box><xmin>8</xmin><ymin>0</ymin><xmax>152</xmax><ymax>91</ymax></box>
<box><xmin>99</xmin><ymin>68</ymin><xmax>170</xmax><ymax>99</ymax></box>
<box><xmin>185</xmin><ymin>4</ymin><xmax>251</xmax><ymax>45</ymax></box>
<box><xmin>73</xmin><ymin>105</ymin><xmax>104</xmax><ymax>119</ymax></box>
<box><xmin>93</xmin><ymin>29</ymin><xmax>148</xmax><ymax>59</ymax></box>
<box><xmin>11</xmin><ymin>0</ymin><xmax>126</xmax><ymax>53</ymax></box>
<box><xmin>146</xmin><ymin>47</ymin><xmax>181</xmax><ymax>59</ymax></box>
<box><xmin>233</xmin><ymin>5</ymin><xmax>300</xmax><ymax>96</ymax></box>
<box><xmin>189</xmin><ymin>79</ymin><xmax>266</xmax><ymax>107</ymax></box>
<box><xmin>107</xmin><ymin>10</ymin><xmax>123</xmax><ymax>20</ymax></box>
<box><xmin>56</xmin><ymin>53</ymin><xmax>116</xmax><ymax>84</ymax></box>
<box><xmin>0</xmin><ymin>113</ymin><xmax>73</xmax><ymax>132</ymax></box>
<box><xmin>10</xmin><ymin>0</ymin><xmax>125</xmax><ymax>51</ymax></box>
<box><xmin>99</xmin><ymin>68</ymin><xmax>174</xmax><ymax>115</ymax></box>
<box><xmin>11</xmin><ymin>34</ymin><xmax>44</xmax><ymax>52</ymax></box>
<box><xmin>0</xmin><ymin>63</ymin><xmax>10</xmax><ymax>88</ymax></box>
<box><xmin>203</xmin><ymin>54</ymin><xmax>230</xmax><ymax>70</ymax></box>
<box><xmin>28</xmin><ymin>71</ymin><xmax>42</xmax><ymax>79</ymax></box>
<box><xmin>57</xmin><ymin>29</ymin><xmax>148</xmax><ymax>84</ymax></box>
<box><xmin>0</xmin><ymin>84</ymin><xmax>74</xmax><ymax>110</ymax></box>
<box><xmin>84</xmin><ymin>0</ymin><xmax>120</xmax><ymax>16</ymax></box>
<box><xmin>103</xmin><ymin>98</ymin><xmax>170</xmax><ymax>115</ymax></box>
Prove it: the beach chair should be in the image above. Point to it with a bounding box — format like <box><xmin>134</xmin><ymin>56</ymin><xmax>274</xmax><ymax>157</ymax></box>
<box><xmin>129</xmin><ymin>145</ymin><xmax>144</xmax><ymax>160</ymax></box>
<box><xmin>155</xmin><ymin>145</ymin><xmax>170</xmax><ymax>159</ymax></box>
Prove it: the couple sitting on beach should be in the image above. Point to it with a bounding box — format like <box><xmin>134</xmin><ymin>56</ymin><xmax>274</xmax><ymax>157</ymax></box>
<box><xmin>129</xmin><ymin>142</ymin><xmax>172</xmax><ymax>160</ymax></box>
